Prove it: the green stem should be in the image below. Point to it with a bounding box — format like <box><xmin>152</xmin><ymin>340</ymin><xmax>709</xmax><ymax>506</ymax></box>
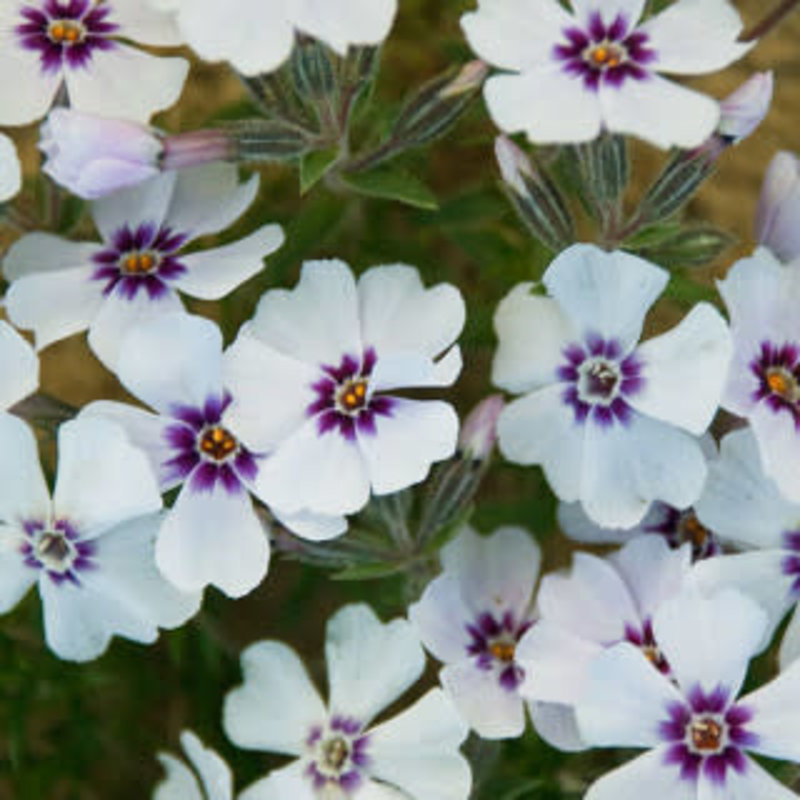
<box><xmin>739</xmin><ymin>0</ymin><xmax>800</xmax><ymax>41</ymax></box>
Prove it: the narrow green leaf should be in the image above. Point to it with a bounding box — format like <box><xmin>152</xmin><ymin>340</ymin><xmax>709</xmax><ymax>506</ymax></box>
<box><xmin>331</xmin><ymin>561</ymin><xmax>407</xmax><ymax>581</ymax></box>
<box><xmin>300</xmin><ymin>147</ymin><xmax>340</xmax><ymax>194</ymax></box>
<box><xmin>340</xmin><ymin>167</ymin><xmax>439</xmax><ymax>210</ymax></box>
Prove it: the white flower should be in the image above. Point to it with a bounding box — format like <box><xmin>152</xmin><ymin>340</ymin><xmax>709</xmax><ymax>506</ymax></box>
<box><xmin>692</xmin><ymin>427</ymin><xmax>800</xmax><ymax>669</ymax></box>
<box><xmin>81</xmin><ymin>313</ymin><xmax>346</xmax><ymax>599</ymax></box>
<box><xmin>0</xmin><ymin>415</ymin><xmax>200</xmax><ymax>661</ymax></box>
<box><xmin>4</xmin><ymin>164</ymin><xmax>282</xmax><ymax>371</ymax></box>
<box><xmin>575</xmin><ymin>588</ymin><xmax>800</xmax><ymax>799</ymax></box>
<box><xmin>223</xmin><ymin>603</ymin><xmax>471</xmax><ymax>800</ymax></box>
<box><xmin>461</xmin><ymin>0</ymin><xmax>750</xmax><ymax>148</ymax></box>
<box><xmin>160</xmin><ymin>0</ymin><xmax>397</xmax><ymax>77</ymax></box>
<box><xmin>223</xmin><ymin>259</ymin><xmax>465</xmax><ymax>518</ymax></box>
<box><xmin>408</xmin><ymin>526</ymin><xmax>540</xmax><ymax>739</ymax></box>
<box><xmin>717</xmin><ymin>247</ymin><xmax>800</xmax><ymax>502</ymax></box>
<box><xmin>755</xmin><ymin>151</ymin><xmax>800</xmax><ymax>263</ymax></box>
<box><xmin>0</xmin><ymin>320</ymin><xmax>39</xmax><ymax>412</ymax></box>
<box><xmin>154</xmin><ymin>730</ymin><xmax>232</xmax><ymax>800</ymax></box>
<box><xmin>515</xmin><ymin>536</ymin><xmax>693</xmax><ymax>751</ymax></box>
<box><xmin>0</xmin><ymin>133</ymin><xmax>22</xmax><ymax>202</ymax></box>
<box><xmin>493</xmin><ymin>243</ymin><xmax>731</xmax><ymax>528</ymax></box>
<box><xmin>0</xmin><ymin>0</ymin><xmax>188</xmax><ymax>125</ymax></box>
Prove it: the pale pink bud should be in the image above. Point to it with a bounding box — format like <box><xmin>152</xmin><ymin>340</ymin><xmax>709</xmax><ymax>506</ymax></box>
<box><xmin>439</xmin><ymin>60</ymin><xmax>489</xmax><ymax>99</ymax></box>
<box><xmin>495</xmin><ymin>135</ymin><xmax>533</xmax><ymax>196</ymax></box>
<box><xmin>459</xmin><ymin>395</ymin><xmax>505</xmax><ymax>460</ymax></box>
<box><xmin>718</xmin><ymin>71</ymin><xmax>773</xmax><ymax>144</ymax></box>
<box><xmin>756</xmin><ymin>151</ymin><xmax>800</xmax><ymax>262</ymax></box>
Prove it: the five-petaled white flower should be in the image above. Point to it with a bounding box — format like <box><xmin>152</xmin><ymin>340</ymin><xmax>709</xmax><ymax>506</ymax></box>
<box><xmin>409</xmin><ymin>526</ymin><xmax>540</xmax><ymax>739</ymax></box>
<box><xmin>223</xmin><ymin>603</ymin><xmax>472</xmax><ymax>800</ymax></box>
<box><xmin>576</xmin><ymin>588</ymin><xmax>800</xmax><ymax>799</ymax></box>
<box><xmin>493</xmin><ymin>243</ymin><xmax>731</xmax><ymax>528</ymax></box>
<box><xmin>0</xmin><ymin>415</ymin><xmax>200</xmax><ymax>661</ymax></box>
<box><xmin>0</xmin><ymin>0</ymin><xmax>188</xmax><ymax>125</ymax></box>
<box><xmin>223</xmin><ymin>259</ymin><xmax>465</xmax><ymax>519</ymax></box>
<box><xmin>82</xmin><ymin>313</ymin><xmax>345</xmax><ymax>599</ymax></box>
<box><xmin>461</xmin><ymin>0</ymin><xmax>750</xmax><ymax>148</ymax></box>
<box><xmin>4</xmin><ymin>164</ymin><xmax>283</xmax><ymax>370</ymax></box>
<box><xmin>153</xmin><ymin>730</ymin><xmax>232</xmax><ymax>800</ymax></box>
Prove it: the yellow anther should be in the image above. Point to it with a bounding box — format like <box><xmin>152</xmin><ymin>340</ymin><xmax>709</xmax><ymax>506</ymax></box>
<box><xmin>122</xmin><ymin>251</ymin><xmax>157</xmax><ymax>274</ymax></box>
<box><xmin>354</xmin><ymin>383</ymin><xmax>366</xmax><ymax>399</ymax></box>
<box><xmin>767</xmin><ymin>370</ymin><xmax>791</xmax><ymax>396</ymax></box>
<box><xmin>51</xmin><ymin>23</ymin><xmax>65</xmax><ymax>40</ymax></box>
<box><xmin>49</xmin><ymin>20</ymin><xmax>84</xmax><ymax>45</ymax></box>
<box><xmin>691</xmin><ymin>717</ymin><xmax>722</xmax><ymax>751</ymax></box>
<box><xmin>489</xmin><ymin>641</ymin><xmax>516</xmax><ymax>663</ymax></box>
<box><xmin>592</xmin><ymin>46</ymin><xmax>609</xmax><ymax>63</ymax></box>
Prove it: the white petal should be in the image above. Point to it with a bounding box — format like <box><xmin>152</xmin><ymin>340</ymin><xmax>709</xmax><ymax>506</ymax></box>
<box><xmin>497</xmin><ymin>385</ymin><xmax>585</xmax><ymax>502</ymax></box>
<box><xmin>0</xmin><ymin>46</ymin><xmax>60</xmax><ymax>125</ymax></box>
<box><xmin>238</xmin><ymin>761</ymin><xmax>315</xmax><ymax>800</ymax></box>
<box><xmin>65</xmin><ymin>46</ymin><xmax>188</xmax><ymax>123</ymax></box>
<box><xmin>178</xmin><ymin>731</ymin><xmax>232</xmax><ymax>800</ymax></box>
<box><xmin>584</xmin><ymin>747</ymin><xmax>695</xmax><ymax>800</ymax></box>
<box><xmin>357</xmin><ymin>265</ymin><xmax>465</xmax><ymax>361</ymax></box>
<box><xmin>779</xmin><ymin>605</ymin><xmax>800</xmax><ymax>671</ymax></box>
<box><xmin>439</xmin><ymin>660</ymin><xmax>525</xmax><ymax>738</ymax></box>
<box><xmin>357</xmin><ymin>399</ymin><xmax>458</xmax><ymax>496</ymax></box>
<box><xmin>0</xmin><ymin>321</ymin><xmax>38</xmax><ymax>410</ymax></box>
<box><xmin>248</xmin><ymin>259</ymin><xmax>361</xmax><ymax>367</ymax></box>
<box><xmin>0</xmin><ymin>525</ymin><xmax>38</xmax><ymax>613</ymax></box>
<box><xmin>749</xmin><ymin>404</ymin><xmax>800</xmax><ymax>504</ymax></box>
<box><xmin>155</xmin><ymin>486</ymin><xmax>269</xmax><ymax>598</ymax></box>
<box><xmin>441</xmin><ymin>525</ymin><xmax>540</xmax><ymax>622</ymax></box>
<box><xmin>0</xmin><ymin>414</ymin><xmax>50</xmax><ymax>521</ymax></box>
<box><xmin>630</xmin><ymin>303</ymin><xmax>731</xmax><ymax>434</ymax></box>
<box><xmin>408</xmin><ymin>573</ymin><xmax>473</xmax><ymax>664</ymax></box>
<box><xmin>223</xmin><ymin>640</ymin><xmax>326</xmax><ymax>757</ymax></box>
<box><xmin>116</xmin><ymin>313</ymin><xmax>223</xmax><ymax>414</ymax></box>
<box><xmin>165</xmin><ymin>165</ymin><xmax>260</xmax><ymax>239</ymax></box>
<box><xmin>576</xmin><ymin>643</ymin><xmax>683</xmax><ymax>747</ymax></box>
<box><xmin>695</xmin><ymin>427</ymin><xmax>798</xmax><ymax>551</ymax></box>
<box><xmin>367</xmin><ymin>688</ymin><xmax>471</xmax><ymax>800</ymax></box>
<box><xmin>88</xmin><ymin>286</ymin><xmax>185</xmax><ymax>373</ymax></box>
<box><xmin>90</xmin><ymin>171</ymin><xmax>177</xmax><ymax>242</ymax></box>
<box><xmin>544</xmin><ymin>244</ymin><xmax>667</xmax><ymax>353</ymax></box>
<box><xmin>600</xmin><ymin>75</ymin><xmax>720</xmax><ymax>149</ymax></box>
<box><xmin>326</xmin><ymin>604</ymin><xmax>425</xmax><ymax>724</ymax></box>
<box><xmin>370</xmin><ymin>347</ymin><xmax>462</xmax><ymax>393</ymax></box>
<box><xmin>557</xmin><ymin>501</ymin><xmax>635</xmax><ymax>545</ymax></box>
<box><xmin>536</xmin><ymin>551</ymin><xmax>638</xmax><ymax>643</ymax></box>
<box><xmin>154</xmin><ymin>753</ymin><xmax>203</xmax><ymax>800</ymax></box>
<box><xmin>108</xmin><ymin>0</ymin><xmax>183</xmax><ymax>46</ymax></box>
<box><xmin>54</xmin><ymin>417</ymin><xmax>162</xmax><ymax>533</ymax></box>
<box><xmin>570</xmin><ymin>0</ymin><xmax>646</xmax><ymax>26</ymax></box>
<box><xmin>581</xmin><ymin>413</ymin><xmax>707</xmax><ymax>529</ymax></box>
<box><xmin>292</xmin><ymin>0</ymin><xmax>397</xmax><ymax>53</ymax></box>
<box><xmin>653</xmin><ymin>588</ymin><xmax>766</xmax><ymax>698</ymax></box>
<box><xmin>253</xmin><ymin>418</ymin><xmax>370</xmax><ymax>516</ymax></box>
<box><xmin>5</xmin><ymin>266</ymin><xmax>102</xmax><ymax>351</ymax></box>
<box><xmin>528</xmin><ymin>701</ymin><xmax>588</xmax><ymax>752</ymax></box>
<box><xmin>640</xmin><ymin>0</ymin><xmax>749</xmax><ymax>75</ymax></box>
<box><xmin>609</xmin><ymin>536</ymin><xmax>692</xmax><ymax>621</ymax></box>
<box><xmin>483</xmin><ymin>67</ymin><xmax>603</xmax><ymax>144</ymax></box>
<box><xmin>697</xmin><ymin>757</ymin><xmax>800</xmax><ymax>800</ymax></box>
<box><xmin>460</xmin><ymin>0</ymin><xmax>574</xmax><ymax>71</ymax></box>
<box><xmin>492</xmin><ymin>285</ymin><xmax>575</xmax><ymax>394</ymax></box>
<box><xmin>269</xmin><ymin>506</ymin><xmax>347</xmax><ymax>542</ymax></box>
<box><xmin>175</xmin><ymin>224</ymin><xmax>284</xmax><ymax>300</ymax></box>
<box><xmin>0</xmin><ymin>133</ymin><xmax>21</xmax><ymax>202</ymax></box>
<box><xmin>3</xmin><ymin>231</ymin><xmax>99</xmax><ymax>282</ymax></box>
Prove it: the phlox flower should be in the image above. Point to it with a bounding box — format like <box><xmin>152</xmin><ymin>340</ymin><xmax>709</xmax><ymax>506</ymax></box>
<box><xmin>223</xmin><ymin>259</ymin><xmax>465</xmax><ymax>518</ymax></box>
<box><xmin>0</xmin><ymin>133</ymin><xmax>22</xmax><ymax>202</ymax></box>
<box><xmin>156</xmin><ymin>0</ymin><xmax>397</xmax><ymax>76</ymax></box>
<box><xmin>408</xmin><ymin>526</ymin><xmax>539</xmax><ymax>739</ymax></box>
<box><xmin>515</xmin><ymin>536</ymin><xmax>692</xmax><ymax>751</ymax></box>
<box><xmin>0</xmin><ymin>0</ymin><xmax>188</xmax><ymax>125</ymax></box>
<box><xmin>756</xmin><ymin>151</ymin><xmax>800</xmax><ymax>263</ymax></box>
<box><xmin>223</xmin><ymin>603</ymin><xmax>472</xmax><ymax>800</ymax></box>
<box><xmin>717</xmin><ymin>247</ymin><xmax>800</xmax><ymax>502</ymax></box>
<box><xmin>82</xmin><ymin>313</ymin><xmax>345</xmax><ymax>599</ymax></box>
<box><xmin>0</xmin><ymin>415</ymin><xmax>200</xmax><ymax>661</ymax></box>
<box><xmin>576</xmin><ymin>588</ymin><xmax>800</xmax><ymax>799</ymax></box>
<box><xmin>692</xmin><ymin>427</ymin><xmax>800</xmax><ymax>670</ymax></box>
<box><xmin>461</xmin><ymin>0</ymin><xmax>750</xmax><ymax>149</ymax></box>
<box><xmin>4</xmin><ymin>164</ymin><xmax>283</xmax><ymax>370</ymax></box>
<box><xmin>154</xmin><ymin>730</ymin><xmax>232</xmax><ymax>800</ymax></box>
<box><xmin>493</xmin><ymin>243</ymin><xmax>731</xmax><ymax>528</ymax></box>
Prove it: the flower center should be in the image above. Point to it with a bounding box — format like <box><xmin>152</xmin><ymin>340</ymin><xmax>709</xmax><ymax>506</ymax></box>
<box><xmin>336</xmin><ymin>378</ymin><xmax>369</xmax><ymax>414</ymax></box>
<box><xmin>585</xmin><ymin>41</ymin><xmax>626</xmax><ymax>69</ymax></box>
<box><xmin>120</xmin><ymin>250</ymin><xmax>159</xmax><ymax>275</ymax></box>
<box><xmin>48</xmin><ymin>18</ymin><xmax>84</xmax><ymax>44</ymax></box>
<box><xmin>680</xmin><ymin>512</ymin><xmax>712</xmax><ymax>552</ymax></box>
<box><xmin>581</xmin><ymin>359</ymin><xmax>620</xmax><ymax>400</ymax></box>
<box><xmin>198</xmin><ymin>426</ymin><xmax>238</xmax><ymax>462</ymax></box>
<box><xmin>322</xmin><ymin>736</ymin><xmax>350</xmax><ymax>771</ymax></box>
<box><xmin>690</xmin><ymin>716</ymin><xmax>723</xmax><ymax>752</ymax></box>
<box><xmin>488</xmin><ymin>640</ymin><xmax>516</xmax><ymax>663</ymax></box>
<box><xmin>766</xmin><ymin>367</ymin><xmax>798</xmax><ymax>402</ymax></box>
<box><xmin>34</xmin><ymin>530</ymin><xmax>75</xmax><ymax>573</ymax></box>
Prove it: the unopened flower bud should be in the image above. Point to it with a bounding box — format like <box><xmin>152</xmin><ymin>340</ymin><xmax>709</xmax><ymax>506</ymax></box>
<box><xmin>756</xmin><ymin>151</ymin><xmax>800</xmax><ymax>262</ymax></box>
<box><xmin>718</xmin><ymin>71</ymin><xmax>773</xmax><ymax>144</ymax></box>
<box><xmin>458</xmin><ymin>395</ymin><xmax>505</xmax><ymax>461</ymax></box>
<box><xmin>495</xmin><ymin>135</ymin><xmax>574</xmax><ymax>251</ymax></box>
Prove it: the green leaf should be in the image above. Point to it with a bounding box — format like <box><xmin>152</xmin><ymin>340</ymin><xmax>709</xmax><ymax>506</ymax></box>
<box><xmin>300</xmin><ymin>147</ymin><xmax>340</xmax><ymax>194</ymax></box>
<box><xmin>331</xmin><ymin>561</ymin><xmax>407</xmax><ymax>581</ymax></box>
<box><xmin>340</xmin><ymin>167</ymin><xmax>438</xmax><ymax>210</ymax></box>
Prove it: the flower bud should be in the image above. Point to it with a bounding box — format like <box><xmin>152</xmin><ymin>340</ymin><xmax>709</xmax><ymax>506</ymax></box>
<box><xmin>458</xmin><ymin>395</ymin><xmax>505</xmax><ymax>461</ymax></box>
<box><xmin>495</xmin><ymin>135</ymin><xmax>574</xmax><ymax>251</ymax></box>
<box><xmin>718</xmin><ymin>71</ymin><xmax>773</xmax><ymax>144</ymax></box>
<box><xmin>756</xmin><ymin>151</ymin><xmax>800</xmax><ymax>262</ymax></box>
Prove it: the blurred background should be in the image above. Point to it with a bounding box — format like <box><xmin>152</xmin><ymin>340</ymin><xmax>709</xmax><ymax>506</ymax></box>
<box><xmin>1</xmin><ymin>0</ymin><xmax>798</xmax><ymax>796</ymax></box>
